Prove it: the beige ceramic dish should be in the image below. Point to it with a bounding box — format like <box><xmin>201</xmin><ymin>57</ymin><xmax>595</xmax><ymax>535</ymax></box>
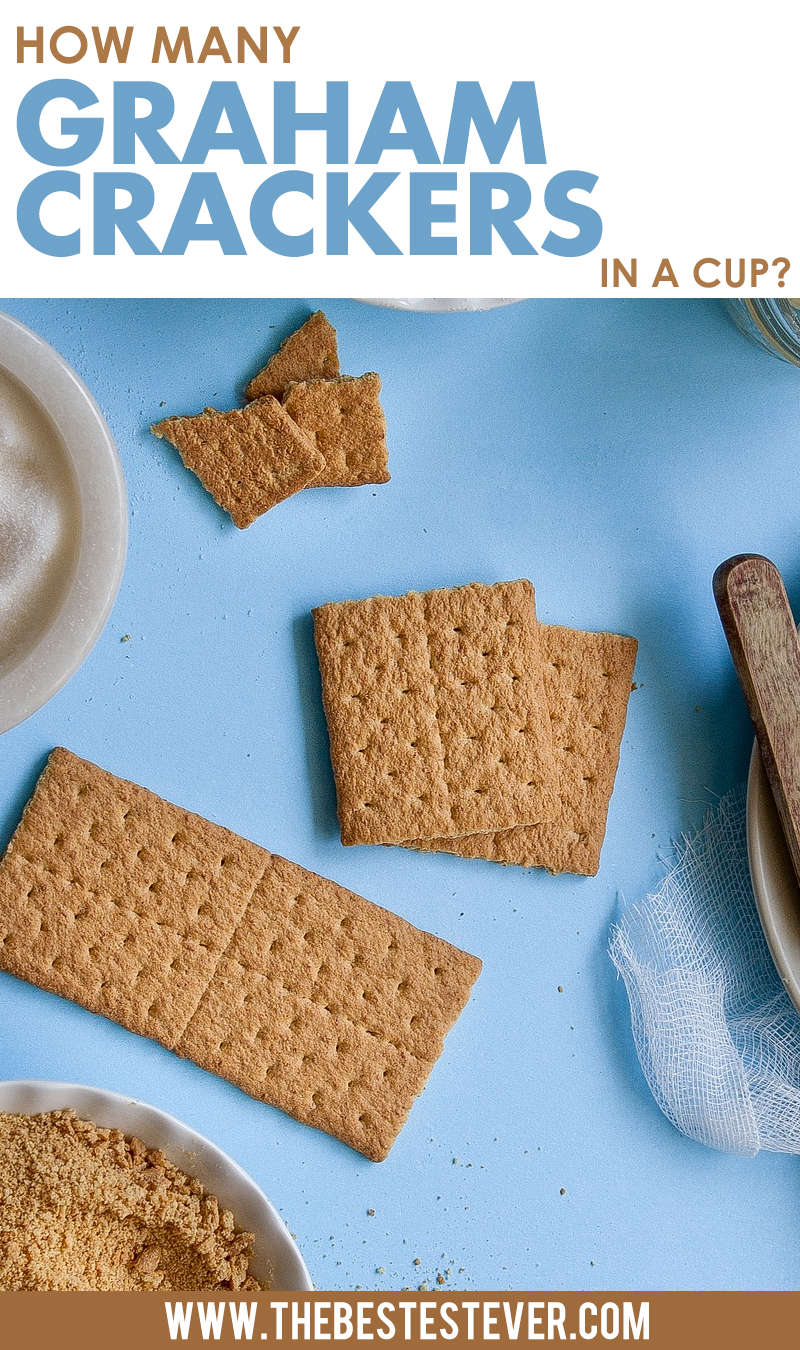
<box><xmin>0</xmin><ymin>313</ymin><xmax>127</xmax><ymax>735</ymax></box>
<box><xmin>746</xmin><ymin>744</ymin><xmax>800</xmax><ymax>1012</ymax></box>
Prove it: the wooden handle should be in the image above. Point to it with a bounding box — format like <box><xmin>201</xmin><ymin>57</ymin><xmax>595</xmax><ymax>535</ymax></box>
<box><xmin>714</xmin><ymin>553</ymin><xmax>800</xmax><ymax>886</ymax></box>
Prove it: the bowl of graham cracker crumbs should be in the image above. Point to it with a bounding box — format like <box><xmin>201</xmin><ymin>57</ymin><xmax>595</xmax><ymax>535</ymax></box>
<box><xmin>0</xmin><ymin>1081</ymin><xmax>312</xmax><ymax>1292</ymax></box>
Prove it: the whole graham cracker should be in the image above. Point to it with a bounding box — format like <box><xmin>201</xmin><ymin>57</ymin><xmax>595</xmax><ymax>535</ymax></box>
<box><xmin>245</xmin><ymin>311</ymin><xmax>340</xmax><ymax>402</ymax></box>
<box><xmin>312</xmin><ymin>581</ymin><xmax>559</xmax><ymax>846</ymax></box>
<box><xmin>409</xmin><ymin>626</ymin><xmax>637</xmax><ymax>875</ymax></box>
<box><xmin>151</xmin><ymin>398</ymin><xmax>324</xmax><ymax>529</ymax></box>
<box><xmin>283</xmin><ymin>374</ymin><xmax>390</xmax><ymax>488</ymax></box>
<box><xmin>0</xmin><ymin>750</ymin><xmax>480</xmax><ymax>1161</ymax></box>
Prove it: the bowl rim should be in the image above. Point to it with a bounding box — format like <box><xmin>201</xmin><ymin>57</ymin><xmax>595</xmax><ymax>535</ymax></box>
<box><xmin>0</xmin><ymin>310</ymin><xmax>128</xmax><ymax>735</ymax></box>
<box><xmin>0</xmin><ymin>1078</ymin><xmax>313</xmax><ymax>1291</ymax></box>
<box><xmin>746</xmin><ymin>740</ymin><xmax>800</xmax><ymax>1014</ymax></box>
<box><xmin>359</xmin><ymin>298</ymin><xmax>519</xmax><ymax>311</ymax></box>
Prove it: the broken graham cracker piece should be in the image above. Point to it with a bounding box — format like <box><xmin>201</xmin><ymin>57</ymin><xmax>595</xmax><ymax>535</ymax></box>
<box><xmin>409</xmin><ymin>625</ymin><xmax>638</xmax><ymax>876</ymax></box>
<box><xmin>151</xmin><ymin>397</ymin><xmax>324</xmax><ymax>529</ymax></box>
<box><xmin>312</xmin><ymin>580</ymin><xmax>560</xmax><ymax>847</ymax></box>
<box><xmin>283</xmin><ymin>374</ymin><xmax>390</xmax><ymax>488</ymax></box>
<box><xmin>245</xmin><ymin>311</ymin><xmax>340</xmax><ymax>401</ymax></box>
<box><xmin>0</xmin><ymin>749</ymin><xmax>480</xmax><ymax>1162</ymax></box>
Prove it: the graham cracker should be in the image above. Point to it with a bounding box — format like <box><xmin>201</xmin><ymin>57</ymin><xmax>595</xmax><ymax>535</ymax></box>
<box><xmin>312</xmin><ymin>581</ymin><xmax>560</xmax><ymax>847</ymax></box>
<box><xmin>151</xmin><ymin>398</ymin><xmax>324</xmax><ymax>529</ymax></box>
<box><xmin>409</xmin><ymin>626</ymin><xmax>638</xmax><ymax>875</ymax></box>
<box><xmin>0</xmin><ymin>749</ymin><xmax>480</xmax><ymax>1161</ymax></box>
<box><xmin>283</xmin><ymin>375</ymin><xmax>390</xmax><ymax>488</ymax></box>
<box><xmin>245</xmin><ymin>311</ymin><xmax>340</xmax><ymax>401</ymax></box>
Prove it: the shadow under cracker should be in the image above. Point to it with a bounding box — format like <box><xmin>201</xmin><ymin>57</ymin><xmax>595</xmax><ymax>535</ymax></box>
<box><xmin>292</xmin><ymin>611</ymin><xmax>340</xmax><ymax>842</ymax></box>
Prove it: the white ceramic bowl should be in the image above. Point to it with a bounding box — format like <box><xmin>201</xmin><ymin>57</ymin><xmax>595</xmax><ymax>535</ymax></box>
<box><xmin>0</xmin><ymin>312</ymin><xmax>127</xmax><ymax>735</ymax></box>
<box><xmin>362</xmin><ymin>298</ymin><xmax>518</xmax><ymax>311</ymax></box>
<box><xmin>746</xmin><ymin>743</ymin><xmax>800</xmax><ymax>1012</ymax></box>
<box><xmin>0</xmin><ymin>1080</ymin><xmax>313</xmax><ymax>1290</ymax></box>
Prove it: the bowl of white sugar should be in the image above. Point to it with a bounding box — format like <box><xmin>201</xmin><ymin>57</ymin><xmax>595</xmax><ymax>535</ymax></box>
<box><xmin>0</xmin><ymin>313</ymin><xmax>127</xmax><ymax>735</ymax></box>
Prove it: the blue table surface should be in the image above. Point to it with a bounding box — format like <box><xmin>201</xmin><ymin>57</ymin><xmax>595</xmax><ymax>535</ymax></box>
<box><xmin>2</xmin><ymin>297</ymin><xmax>799</xmax><ymax>1293</ymax></box>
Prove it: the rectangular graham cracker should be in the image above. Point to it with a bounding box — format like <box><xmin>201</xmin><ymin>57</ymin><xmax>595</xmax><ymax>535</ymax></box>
<box><xmin>0</xmin><ymin>750</ymin><xmax>481</xmax><ymax>1162</ymax></box>
<box><xmin>151</xmin><ymin>397</ymin><xmax>324</xmax><ymax>529</ymax></box>
<box><xmin>245</xmin><ymin>311</ymin><xmax>340</xmax><ymax>402</ymax></box>
<box><xmin>312</xmin><ymin>581</ymin><xmax>560</xmax><ymax>847</ymax></box>
<box><xmin>283</xmin><ymin>374</ymin><xmax>390</xmax><ymax>488</ymax></box>
<box><xmin>409</xmin><ymin>626</ymin><xmax>638</xmax><ymax>875</ymax></box>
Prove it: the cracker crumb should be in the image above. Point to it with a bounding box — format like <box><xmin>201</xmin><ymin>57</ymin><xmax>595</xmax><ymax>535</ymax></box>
<box><xmin>0</xmin><ymin>1110</ymin><xmax>263</xmax><ymax>1291</ymax></box>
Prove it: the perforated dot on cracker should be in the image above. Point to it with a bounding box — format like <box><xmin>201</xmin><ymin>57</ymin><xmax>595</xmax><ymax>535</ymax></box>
<box><xmin>312</xmin><ymin>580</ymin><xmax>560</xmax><ymax>846</ymax></box>
<box><xmin>0</xmin><ymin>749</ymin><xmax>481</xmax><ymax>1162</ymax></box>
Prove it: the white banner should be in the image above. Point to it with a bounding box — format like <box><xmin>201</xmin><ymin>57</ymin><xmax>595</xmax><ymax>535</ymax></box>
<box><xmin>2</xmin><ymin>0</ymin><xmax>798</xmax><ymax>297</ymax></box>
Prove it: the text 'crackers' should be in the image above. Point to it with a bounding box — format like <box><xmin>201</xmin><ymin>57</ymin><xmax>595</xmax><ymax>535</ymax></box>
<box><xmin>312</xmin><ymin>581</ymin><xmax>559</xmax><ymax>846</ymax></box>
<box><xmin>0</xmin><ymin>749</ymin><xmax>481</xmax><ymax>1161</ymax></box>
<box><xmin>408</xmin><ymin>626</ymin><xmax>638</xmax><ymax>875</ymax></box>
<box><xmin>151</xmin><ymin>398</ymin><xmax>324</xmax><ymax>529</ymax></box>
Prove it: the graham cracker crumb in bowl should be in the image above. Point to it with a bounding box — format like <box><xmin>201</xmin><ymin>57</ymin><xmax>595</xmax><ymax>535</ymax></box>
<box><xmin>0</xmin><ymin>1109</ymin><xmax>265</xmax><ymax>1291</ymax></box>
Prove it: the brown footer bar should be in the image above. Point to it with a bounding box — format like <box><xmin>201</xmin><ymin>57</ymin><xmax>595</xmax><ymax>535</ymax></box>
<box><xmin>1</xmin><ymin>1291</ymin><xmax>795</xmax><ymax>1349</ymax></box>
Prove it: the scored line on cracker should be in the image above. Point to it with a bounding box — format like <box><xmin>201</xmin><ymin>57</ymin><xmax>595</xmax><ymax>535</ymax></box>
<box><xmin>312</xmin><ymin>580</ymin><xmax>559</xmax><ymax>846</ymax></box>
<box><xmin>151</xmin><ymin>397</ymin><xmax>324</xmax><ymax>529</ymax></box>
<box><xmin>0</xmin><ymin>749</ymin><xmax>481</xmax><ymax>1161</ymax></box>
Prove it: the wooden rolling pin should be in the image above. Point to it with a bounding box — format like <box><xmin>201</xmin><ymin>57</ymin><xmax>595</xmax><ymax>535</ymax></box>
<box><xmin>714</xmin><ymin>554</ymin><xmax>800</xmax><ymax>886</ymax></box>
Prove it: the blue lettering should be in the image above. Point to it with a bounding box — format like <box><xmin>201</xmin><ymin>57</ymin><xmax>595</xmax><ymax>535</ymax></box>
<box><xmin>326</xmin><ymin>173</ymin><xmax>400</xmax><ymax>255</ymax></box>
<box><xmin>163</xmin><ymin>173</ymin><xmax>245</xmax><ymax>255</ymax></box>
<box><xmin>17</xmin><ymin>171</ymin><xmax>81</xmax><ymax>256</ymax></box>
<box><xmin>357</xmin><ymin>82</ymin><xmax>439</xmax><ymax>164</ymax></box>
<box><xmin>469</xmin><ymin>173</ymin><xmax>535</xmax><ymax>254</ymax></box>
<box><xmin>93</xmin><ymin>173</ymin><xmax>158</xmax><ymax>254</ymax></box>
<box><xmin>409</xmin><ymin>173</ymin><xmax>457</xmax><ymax>254</ymax></box>
<box><xmin>542</xmin><ymin>171</ymin><xmax>602</xmax><ymax>257</ymax></box>
<box><xmin>113</xmin><ymin>82</ymin><xmax>178</xmax><ymax>164</ymax></box>
<box><xmin>273</xmin><ymin>81</ymin><xmax>348</xmax><ymax>164</ymax></box>
<box><xmin>183</xmin><ymin>82</ymin><xmax>266</xmax><ymax>164</ymax></box>
<box><xmin>17</xmin><ymin>79</ymin><xmax>101</xmax><ymax>166</ymax></box>
<box><xmin>445</xmin><ymin>82</ymin><xmax>546</xmax><ymax>164</ymax></box>
<box><xmin>250</xmin><ymin>170</ymin><xmax>313</xmax><ymax>256</ymax></box>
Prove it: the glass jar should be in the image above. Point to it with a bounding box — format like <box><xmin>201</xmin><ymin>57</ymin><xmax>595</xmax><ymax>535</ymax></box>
<box><xmin>724</xmin><ymin>299</ymin><xmax>800</xmax><ymax>366</ymax></box>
